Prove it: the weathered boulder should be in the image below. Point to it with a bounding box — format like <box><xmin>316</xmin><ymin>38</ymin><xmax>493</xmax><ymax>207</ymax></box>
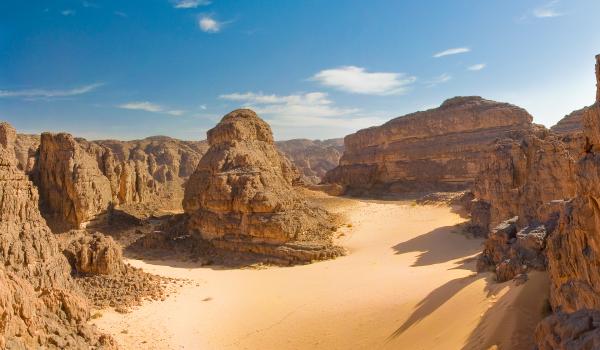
<box><xmin>276</xmin><ymin>138</ymin><xmax>344</xmax><ymax>184</ymax></box>
<box><xmin>62</xmin><ymin>231</ymin><xmax>124</xmax><ymax>275</ymax></box>
<box><xmin>535</xmin><ymin>309</ymin><xmax>600</xmax><ymax>350</ymax></box>
<box><xmin>325</xmin><ymin>96</ymin><xmax>533</xmax><ymax>195</ymax></box>
<box><xmin>183</xmin><ymin>109</ymin><xmax>343</xmax><ymax>263</ymax></box>
<box><xmin>0</xmin><ymin>122</ymin><xmax>115</xmax><ymax>349</ymax></box>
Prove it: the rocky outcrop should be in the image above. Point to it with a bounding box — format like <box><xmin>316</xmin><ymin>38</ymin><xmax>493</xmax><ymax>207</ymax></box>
<box><xmin>325</xmin><ymin>97</ymin><xmax>533</xmax><ymax>195</ymax></box>
<box><xmin>0</xmin><ymin>122</ymin><xmax>115</xmax><ymax>349</ymax></box>
<box><xmin>276</xmin><ymin>138</ymin><xmax>344</xmax><ymax>184</ymax></box>
<box><xmin>535</xmin><ymin>309</ymin><xmax>600</xmax><ymax>350</ymax></box>
<box><xmin>91</xmin><ymin>136</ymin><xmax>208</xmax><ymax>209</ymax></box>
<box><xmin>14</xmin><ymin>133</ymin><xmax>39</xmax><ymax>173</ymax></box>
<box><xmin>183</xmin><ymin>109</ymin><xmax>343</xmax><ymax>264</ymax></box>
<box><xmin>551</xmin><ymin>108</ymin><xmax>586</xmax><ymax>135</ymax></box>
<box><xmin>471</xmin><ymin>126</ymin><xmax>577</xmax><ymax>232</ymax></box>
<box><xmin>62</xmin><ymin>231</ymin><xmax>124</xmax><ymax>276</ymax></box>
<box><xmin>32</xmin><ymin>134</ymin><xmax>209</xmax><ymax>230</ymax></box>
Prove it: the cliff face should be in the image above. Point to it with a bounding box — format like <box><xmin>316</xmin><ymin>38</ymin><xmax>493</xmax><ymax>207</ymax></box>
<box><xmin>183</xmin><ymin>109</ymin><xmax>343</xmax><ymax>263</ymax></box>
<box><xmin>37</xmin><ymin>133</ymin><xmax>113</xmax><ymax>231</ymax></box>
<box><xmin>276</xmin><ymin>138</ymin><xmax>344</xmax><ymax>184</ymax></box>
<box><xmin>324</xmin><ymin>97</ymin><xmax>533</xmax><ymax>194</ymax></box>
<box><xmin>471</xmin><ymin>126</ymin><xmax>577</xmax><ymax>232</ymax></box>
<box><xmin>0</xmin><ymin>122</ymin><xmax>114</xmax><ymax>349</ymax></box>
<box><xmin>31</xmin><ymin>134</ymin><xmax>209</xmax><ymax>230</ymax></box>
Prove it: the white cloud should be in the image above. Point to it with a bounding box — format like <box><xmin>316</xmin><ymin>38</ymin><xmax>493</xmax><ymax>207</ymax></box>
<box><xmin>425</xmin><ymin>73</ymin><xmax>452</xmax><ymax>87</ymax></box>
<box><xmin>468</xmin><ymin>63</ymin><xmax>486</xmax><ymax>71</ymax></box>
<box><xmin>433</xmin><ymin>47</ymin><xmax>470</xmax><ymax>58</ymax></box>
<box><xmin>173</xmin><ymin>0</ymin><xmax>210</xmax><ymax>9</ymax></box>
<box><xmin>118</xmin><ymin>101</ymin><xmax>185</xmax><ymax>116</ymax></box>
<box><xmin>0</xmin><ymin>83</ymin><xmax>103</xmax><ymax>99</ymax></box>
<box><xmin>220</xmin><ymin>92</ymin><xmax>357</xmax><ymax>120</ymax></box>
<box><xmin>198</xmin><ymin>15</ymin><xmax>221</xmax><ymax>33</ymax></box>
<box><xmin>61</xmin><ymin>9</ymin><xmax>76</xmax><ymax>16</ymax></box>
<box><xmin>310</xmin><ymin>66</ymin><xmax>416</xmax><ymax>95</ymax></box>
<box><xmin>533</xmin><ymin>1</ymin><xmax>563</xmax><ymax>18</ymax></box>
<box><xmin>114</xmin><ymin>11</ymin><xmax>127</xmax><ymax>18</ymax></box>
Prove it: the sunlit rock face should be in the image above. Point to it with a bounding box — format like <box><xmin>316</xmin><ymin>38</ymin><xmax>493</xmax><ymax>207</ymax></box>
<box><xmin>183</xmin><ymin>109</ymin><xmax>344</xmax><ymax>263</ymax></box>
<box><xmin>324</xmin><ymin>96</ymin><xmax>533</xmax><ymax>195</ymax></box>
<box><xmin>0</xmin><ymin>122</ymin><xmax>115</xmax><ymax>349</ymax></box>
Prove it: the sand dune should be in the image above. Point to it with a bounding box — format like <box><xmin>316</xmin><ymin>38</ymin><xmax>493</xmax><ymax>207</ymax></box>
<box><xmin>93</xmin><ymin>197</ymin><xmax>548</xmax><ymax>349</ymax></box>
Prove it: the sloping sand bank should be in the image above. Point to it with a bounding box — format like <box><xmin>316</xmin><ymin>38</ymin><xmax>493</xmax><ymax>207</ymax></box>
<box><xmin>93</xmin><ymin>197</ymin><xmax>548</xmax><ymax>349</ymax></box>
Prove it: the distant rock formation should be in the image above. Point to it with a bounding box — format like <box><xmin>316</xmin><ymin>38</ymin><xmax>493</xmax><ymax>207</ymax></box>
<box><xmin>551</xmin><ymin>107</ymin><xmax>586</xmax><ymax>135</ymax></box>
<box><xmin>0</xmin><ymin>122</ymin><xmax>115</xmax><ymax>349</ymax></box>
<box><xmin>183</xmin><ymin>109</ymin><xmax>343</xmax><ymax>263</ymax></box>
<box><xmin>324</xmin><ymin>97</ymin><xmax>533</xmax><ymax>195</ymax></box>
<box><xmin>276</xmin><ymin>138</ymin><xmax>344</xmax><ymax>184</ymax></box>
<box><xmin>91</xmin><ymin>136</ymin><xmax>208</xmax><ymax>208</ymax></box>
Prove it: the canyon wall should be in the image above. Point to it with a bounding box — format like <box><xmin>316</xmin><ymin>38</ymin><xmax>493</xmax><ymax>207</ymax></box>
<box><xmin>276</xmin><ymin>138</ymin><xmax>344</xmax><ymax>184</ymax></box>
<box><xmin>324</xmin><ymin>96</ymin><xmax>533</xmax><ymax>195</ymax></box>
<box><xmin>183</xmin><ymin>109</ymin><xmax>343</xmax><ymax>263</ymax></box>
<box><xmin>0</xmin><ymin>122</ymin><xmax>114</xmax><ymax>349</ymax></box>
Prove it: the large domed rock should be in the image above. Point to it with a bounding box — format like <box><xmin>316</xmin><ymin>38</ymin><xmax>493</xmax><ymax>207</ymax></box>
<box><xmin>183</xmin><ymin>109</ymin><xmax>343</xmax><ymax>263</ymax></box>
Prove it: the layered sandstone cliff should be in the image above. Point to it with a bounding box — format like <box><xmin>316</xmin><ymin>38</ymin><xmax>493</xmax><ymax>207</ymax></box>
<box><xmin>471</xmin><ymin>126</ymin><xmax>577</xmax><ymax>232</ymax></box>
<box><xmin>276</xmin><ymin>138</ymin><xmax>344</xmax><ymax>184</ymax></box>
<box><xmin>324</xmin><ymin>97</ymin><xmax>533</xmax><ymax>195</ymax></box>
<box><xmin>183</xmin><ymin>109</ymin><xmax>343</xmax><ymax>263</ymax></box>
<box><xmin>0</xmin><ymin>122</ymin><xmax>114</xmax><ymax>349</ymax></box>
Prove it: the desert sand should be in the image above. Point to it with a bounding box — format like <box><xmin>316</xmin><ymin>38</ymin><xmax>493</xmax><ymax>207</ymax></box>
<box><xmin>93</xmin><ymin>196</ymin><xmax>549</xmax><ymax>350</ymax></box>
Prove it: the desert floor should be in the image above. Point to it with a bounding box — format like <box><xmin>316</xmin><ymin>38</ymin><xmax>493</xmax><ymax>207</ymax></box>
<box><xmin>93</xmin><ymin>196</ymin><xmax>549</xmax><ymax>350</ymax></box>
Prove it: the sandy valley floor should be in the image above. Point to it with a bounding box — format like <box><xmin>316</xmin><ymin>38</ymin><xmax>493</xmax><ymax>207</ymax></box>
<box><xmin>93</xmin><ymin>197</ymin><xmax>549</xmax><ymax>350</ymax></box>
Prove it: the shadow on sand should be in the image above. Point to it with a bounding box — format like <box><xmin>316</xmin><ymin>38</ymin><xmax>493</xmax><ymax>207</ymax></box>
<box><xmin>392</xmin><ymin>226</ymin><xmax>483</xmax><ymax>267</ymax></box>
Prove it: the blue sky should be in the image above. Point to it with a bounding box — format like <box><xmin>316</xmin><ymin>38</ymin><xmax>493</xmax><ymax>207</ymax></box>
<box><xmin>1</xmin><ymin>0</ymin><xmax>599</xmax><ymax>140</ymax></box>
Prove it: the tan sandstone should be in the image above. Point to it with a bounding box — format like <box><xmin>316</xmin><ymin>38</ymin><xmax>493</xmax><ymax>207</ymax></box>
<box><xmin>325</xmin><ymin>96</ymin><xmax>533</xmax><ymax>195</ymax></box>
<box><xmin>183</xmin><ymin>109</ymin><xmax>344</xmax><ymax>263</ymax></box>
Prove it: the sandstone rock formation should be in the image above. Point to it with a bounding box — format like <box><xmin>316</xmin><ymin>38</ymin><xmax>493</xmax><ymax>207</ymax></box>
<box><xmin>183</xmin><ymin>109</ymin><xmax>343</xmax><ymax>263</ymax></box>
<box><xmin>325</xmin><ymin>97</ymin><xmax>533</xmax><ymax>195</ymax></box>
<box><xmin>14</xmin><ymin>133</ymin><xmax>39</xmax><ymax>173</ymax></box>
<box><xmin>0</xmin><ymin>122</ymin><xmax>115</xmax><ymax>349</ymax></box>
<box><xmin>62</xmin><ymin>231</ymin><xmax>124</xmax><ymax>276</ymax></box>
<box><xmin>471</xmin><ymin>126</ymin><xmax>577</xmax><ymax>232</ymax></box>
<box><xmin>91</xmin><ymin>136</ymin><xmax>208</xmax><ymax>209</ymax></box>
<box><xmin>276</xmin><ymin>138</ymin><xmax>344</xmax><ymax>184</ymax></box>
<box><xmin>37</xmin><ymin>132</ymin><xmax>113</xmax><ymax>231</ymax></box>
<box><xmin>551</xmin><ymin>107</ymin><xmax>586</xmax><ymax>135</ymax></box>
<box><xmin>535</xmin><ymin>309</ymin><xmax>600</xmax><ymax>350</ymax></box>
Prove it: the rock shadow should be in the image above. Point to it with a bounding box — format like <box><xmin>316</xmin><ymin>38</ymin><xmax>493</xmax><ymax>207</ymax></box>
<box><xmin>392</xmin><ymin>226</ymin><xmax>483</xmax><ymax>266</ymax></box>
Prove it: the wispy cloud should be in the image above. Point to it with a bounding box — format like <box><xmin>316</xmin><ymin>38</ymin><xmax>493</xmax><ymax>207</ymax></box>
<box><xmin>0</xmin><ymin>83</ymin><xmax>103</xmax><ymax>99</ymax></box>
<box><xmin>433</xmin><ymin>47</ymin><xmax>470</xmax><ymax>58</ymax></box>
<box><xmin>310</xmin><ymin>66</ymin><xmax>416</xmax><ymax>95</ymax></box>
<box><xmin>118</xmin><ymin>101</ymin><xmax>185</xmax><ymax>116</ymax></box>
<box><xmin>533</xmin><ymin>0</ymin><xmax>564</xmax><ymax>18</ymax></box>
<box><xmin>468</xmin><ymin>63</ymin><xmax>486</xmax><ymax>71</ymax></box>
<box><xmin>425</xmin><ymin>73</ymin><xmax>452</xmax><ymax>87</ymax></box>
<box><xmin>114</xmin><ymin>11</ymin><xmax>127</xmax><ymax>18</ymax></box>
<box><xmin>82</xmin><ymin>1</ymin><xmax>99</xmax><ymax>8</ymax></box>
<box><xmin>221</xmin><ymin>91</ymin><xmax>388</xmax><ymax>136</ymax></box>
<box><xmin>220</xmin><ymin>92</ymin><xmax>357</xmax><ymax>118</ymax></box>
<box><xmin>172</xmin><ymin>0</ymin><xmax>210</xmax><ymax>9</ymax></box>
<box><xmin>61</xmin><ymin>9</ymin><xmax>76</xmax><ymax>16</ymax></box>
